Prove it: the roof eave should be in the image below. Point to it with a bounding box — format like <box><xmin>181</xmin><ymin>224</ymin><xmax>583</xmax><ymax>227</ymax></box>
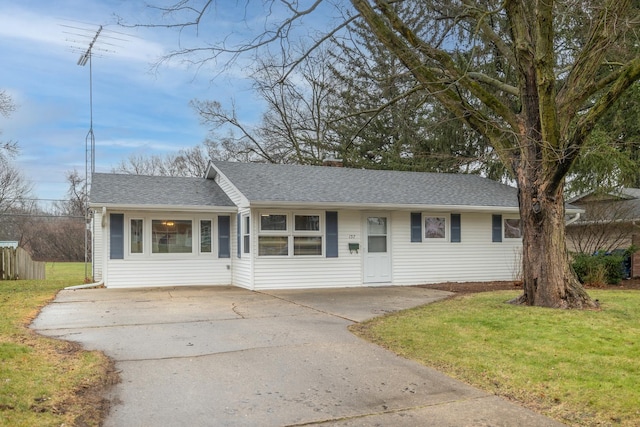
<box><xmin>247</xmin><ymin>200</ymin><xmax>522</xmax><ymax>213</ymax></box>
<box><xmin>89</xmin><ymin>203</ymin><xmax>237</xmax><ymax>212</ymax></box>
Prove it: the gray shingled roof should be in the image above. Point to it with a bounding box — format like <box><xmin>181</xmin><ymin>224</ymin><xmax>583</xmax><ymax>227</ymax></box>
<box><xmin>90</xmin><ymin>173</ymin><xmax>235</xmax><ymax>207</ymax></box>
<box><xmin>212</xmin><ymin>161</ymin><xmax>519</xmax><ymax>208</ymax></box>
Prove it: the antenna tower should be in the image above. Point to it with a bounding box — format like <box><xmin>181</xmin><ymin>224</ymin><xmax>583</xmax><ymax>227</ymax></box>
<box><xmin>70</xmin><ymin>24</ymin><xmax>105</xmax><ymax>282</ymax></box>
<box><xmin>78</xmin><ymin>26</ymin><xmax>101</xmax><ymax>178</ymax></box>
<box><xmin>64</xmin><ymin>21</ymin><xmax>131</xmax><ymax>281</ymax></box>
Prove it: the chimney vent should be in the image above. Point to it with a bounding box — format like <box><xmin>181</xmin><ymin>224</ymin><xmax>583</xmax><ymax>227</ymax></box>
<box><xmin>322</xmin><ymin>157</ymin><xmax>343</xmax><ymax>167</ymax></box>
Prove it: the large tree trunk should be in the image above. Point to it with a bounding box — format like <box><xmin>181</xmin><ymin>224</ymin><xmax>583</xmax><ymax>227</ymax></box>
<box><xmin>513</xmin><ymin>161</ymin><xmax>598</xmax><ymax>309</ymax></box>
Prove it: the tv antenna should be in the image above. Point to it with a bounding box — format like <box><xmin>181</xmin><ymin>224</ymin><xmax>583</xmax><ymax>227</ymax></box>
<box><xmin>64</xmin><ymin>21</ymin><xmax>131</xmax><ymax>281</ymax></box>
<box><xmin>63</xmin><ymin>21</ymin><xmax>132</xmax><ymax>177</ymax></box>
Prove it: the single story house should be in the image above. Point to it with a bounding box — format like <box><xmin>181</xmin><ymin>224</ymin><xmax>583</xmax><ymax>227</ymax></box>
<box><xmin>566</xmin><ymin>188</ymin><xmax>640</xmax><ymax>277</ymax></box>
<box><xmin>566</xmin><ymin>188</ymin><xmax>640</xmax><ymax>252</ymax></box>
<box><xmin>90</xmin><ymin>161</ymin><xmax>536</xmax><ymax>290</ymax></box>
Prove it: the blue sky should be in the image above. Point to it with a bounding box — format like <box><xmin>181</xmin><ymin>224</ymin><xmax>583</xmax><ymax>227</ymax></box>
<box><xmin>0</xmin><ymin>0</ymin><xmax>283</xmax><ymax>208</ymax></box>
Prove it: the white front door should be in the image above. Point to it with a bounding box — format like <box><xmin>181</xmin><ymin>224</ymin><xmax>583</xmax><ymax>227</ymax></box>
<box><xmin>363</xmin><ymin>215</ymin><xmax>391</xmax><ymax>283</ymax></box>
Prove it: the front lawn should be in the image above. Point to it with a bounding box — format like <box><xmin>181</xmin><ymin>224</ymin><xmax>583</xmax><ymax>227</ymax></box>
<box><xmin>352</xmin><ymin>290</ymin><xmax>640</xmax><ymax>426</ymax></box>
<box><xmin>0</xmin><ymin>263</ymin><xmax>116</xmax><ymax>427</ymax></box>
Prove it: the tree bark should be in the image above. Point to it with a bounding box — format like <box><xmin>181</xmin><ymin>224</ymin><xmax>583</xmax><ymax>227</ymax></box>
<box><xmin>514</xmin><ymin>164</ymin><xmax>598</xmax><ymax>309</ymax></box>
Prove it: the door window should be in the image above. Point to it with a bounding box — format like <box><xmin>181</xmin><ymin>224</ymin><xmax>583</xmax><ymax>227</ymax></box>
<box><xmin>367</xmin><ymin>217</ymin><xmax>387</xmax><ymax>253</ymax></box>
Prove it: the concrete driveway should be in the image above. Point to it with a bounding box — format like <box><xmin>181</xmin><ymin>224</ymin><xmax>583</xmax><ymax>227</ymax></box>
<box><xmin>31</xmin><ymin>286</ymin><xmax>563</xmax><ymax>427</ymax></box>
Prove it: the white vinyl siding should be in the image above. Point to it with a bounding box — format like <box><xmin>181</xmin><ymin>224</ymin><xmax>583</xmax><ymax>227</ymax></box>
<box><xmin>392</xmin><ymin>211</ymin><xmax>521</xmax><ymax>285</ymax></box>
<box><xmin>214</xmin><ymin>172</ymin><xmax>249</xmax><ymax>208</ymax></box>
<box><xmin>106</xmin><ymin>258</ymin><xmax>231</xmax><ymax>288</ymax></box>
<box><xmin>98</xmin><ymin>207</ymin><xmax>521</xmax><ymax>289</ymax></box>
<box><xmin>103</xmin><ymin>210</ymin><xmax>233</xmax><ymax>288</ymax></box>
<box><xmin>232</xmin><ymin>209</ymin><xmax>253</xmax><ymax>289</ymax></box>
<box><xmin>92</xmin><ymin>209</ymin><xmax>104</xmax><ymax>281</ymax></box>
<box><xmin>252</xmin><ymin>210</ymin><xmax>361</xmax><ymax>289</ymax></box>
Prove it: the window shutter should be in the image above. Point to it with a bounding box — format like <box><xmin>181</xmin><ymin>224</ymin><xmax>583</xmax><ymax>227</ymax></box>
<box><xmin>410</xmin><ymin>212</ymin><xmax>422</xmax><ymax>242</ymax></box>
<box><xmin>218</xmin><ymin>216</ymin><xmax>231</xmax><ymax>258</ymax></box>
<box><xmin>492</xmin><ymin>214</ymin><xmax>502</xmax><ymax>242</ymax></box>
<box><xmin>451</xmin><ymin>213</ymin><xmax>461</xmax><ymax>243</ymax></box>
<box><xmin>109</xmin><ymin>213</ymin><xmax>124</xmax><ymax>259</ymax></box>
<box><xmin>326</xmin><ymin>211</ymin><xmax>338</xmax><ymax>258</ymax></box>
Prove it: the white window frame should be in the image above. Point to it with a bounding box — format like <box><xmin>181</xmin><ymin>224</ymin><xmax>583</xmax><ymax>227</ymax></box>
<box><xmin>129</xmin><ymin>218</ymin><xmax>144</xmax><ymax>255</ymax></box>
<box><xmin>423</xmin><ymin>213</ymin><xmax>450</xmax><ymax>242</ymax></box>
<box><xmin>257</xmin><ymin>211</ymin><xmax>324</xmax><ymax>257</ymax></box>
<box><xmin>151</xmin><ymin>218</ymin><xmax>194</xmax><ymax>255</ymax></box>
<box><xmin>243</xmin><ymin>215</ymin><xmax>251</xmax><ymax>254</ymax></box>
<box><xmin>124</xmin><ymin>213</ymin><xmax>219</xmax><ymax>258</ymax></box>
<box><xmin>199</xmin><ymin>219</ymin><xmax>214</xmax><ymax>254</ymax></box>
<box><xmin>292</xmin><ymin>212</ymin><xmax>323</xmax><ymax>256</ymax></box>
<box><xmin>504</xmin><ymin>217</ymin><xmax>523</xmax><ymax>239</ymax></box>
<box><xmin>422</xmin><ymin>212</ymin><xmax>451</xmax><ymax>242</ymax></box>
<box><xmin>258</xmin><ymin>212</ymin><xmax>289</xmax><ymax>256</ymax></box>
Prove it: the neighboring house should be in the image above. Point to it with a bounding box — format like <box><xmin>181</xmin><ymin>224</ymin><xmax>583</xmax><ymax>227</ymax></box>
<box><xmin>565</xmin><ymin>188</ymin><xmax>640</xmax><ymax>278</ymax></box>
<box><xmin>90</xmin><ymin>161</ymin><xmax>541</xmax><ymax>289</ymax></box>
<box><xmin>566</xmin><ymin>188</ymin><xmax>640</xmax><ymax>254</ymax></box>
<box><xmin>0</xmin><ymin>241</ymin><xmax>19</xmax><ymax>249</ymax></box>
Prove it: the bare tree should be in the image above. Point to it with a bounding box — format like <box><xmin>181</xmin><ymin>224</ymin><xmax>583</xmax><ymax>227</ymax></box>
<box><xmin>0</xmin><ymin>90</ymin><xmax>18</xmax><ymax>166</ymax></box>
<box><xmin>141</xmin><ymin>1</ymin><xmax>640</xmax><ymax>309</ymax></box>
<box><xmin>52</xmin><ymin>169</ymin><xmax>87</xmax><ymax>217</ymax></box>
<box><xmin>112</xmin><ymin>145</ymin><xmax>211</xmax><ymax>177</ymax></box>
<box><xmin>0</xmin><ymin>166</ymin><xmax>35</xmax><ymax>247</ymax></box>
<box><xmin>192</xmin><ymin>48</ymin><xmax>340</xmax><ymax>164</ymax></box>
<box><xmin>567</xmin><ymin>194</ymin><xmax>640</xmax><ymax>254</ymax></box>
<box><xmin>0</xmin><ymin>165</ymin><xmax>33</xmax><ymax>214</ymax></box>
<box><xmin>24</xmin><ymin>217</ymin><xmax>86</xmax><ymax>262</ymax></box>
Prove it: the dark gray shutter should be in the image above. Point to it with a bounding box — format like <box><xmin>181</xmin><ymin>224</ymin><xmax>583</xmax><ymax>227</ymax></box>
<box><xmin>492</xmin><ymin>214</ymin><xmax>502</xmax><ymax>242</ymax></box>
<box><xmin>218</xmin><ymin>215</ymin><xmax>230</xmax><ymax>258</ymax></box>
<box><xmin>451</xmin><ymin>213</ymin><xmax>461</xmax><ymax>243</ymax></box>
<box><xmin>326</xmin><ymin>211</ymin><xmax>338</xmax><ymax>258</ymax></box>
<box><xmin>109</xmin><ymin>213</ymin><xmax>124</xmax><ymax>259</ymax></box>
<box><xmin>410</xmin><ymin>212</ymin><xmax>422</xmax><ymax>242</ymax></box>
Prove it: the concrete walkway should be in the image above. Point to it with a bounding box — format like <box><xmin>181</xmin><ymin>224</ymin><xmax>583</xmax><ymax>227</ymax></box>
<box><xmin>31</xmin><ymin>286</ymin><xmax>564</xmax><ymax>426</ymax></box>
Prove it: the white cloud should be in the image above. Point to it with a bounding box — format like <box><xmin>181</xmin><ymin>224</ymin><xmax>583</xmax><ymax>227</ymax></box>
<box><xmin>95</xmin><ymin>138</ymin><xmax>188</xmax><ymax>152</ymax></box>
<box><xmin>0</xmin><ymin>3</ymin><xmax>166</xmax><ymax>66</ymax></box>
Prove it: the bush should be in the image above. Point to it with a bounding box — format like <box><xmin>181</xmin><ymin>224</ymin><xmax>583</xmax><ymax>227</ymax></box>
<box><xmin>572</xmin><ymin>250</ymin><xmax>629</xmax><ymax>285</ymax></box>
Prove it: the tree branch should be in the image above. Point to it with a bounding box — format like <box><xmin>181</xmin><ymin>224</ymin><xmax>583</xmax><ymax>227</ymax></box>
<box><xmin>351</xmin><ymin>0</ymin><xmax>518</xmax><ymax>172</ymax></box>
<box><xmin>552</xmin><ymin>56</ymin><xmax>640</xmax><ymax>193</ymax></box>
<box><xmin>557</xmin><ymin>0</ymin><xmax>633</xmax><ymax>131</ymax></box>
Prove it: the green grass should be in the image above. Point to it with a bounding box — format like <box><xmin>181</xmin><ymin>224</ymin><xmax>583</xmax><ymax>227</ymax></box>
<box><xmin>352</xmin><ymin>290</ymin><xmax>640</xmax><ymax>426</ymax></box>
<box><xmin>0</xmin><ymin>263</ymin><xmax>114</xmax><ymax>427</ymax></box>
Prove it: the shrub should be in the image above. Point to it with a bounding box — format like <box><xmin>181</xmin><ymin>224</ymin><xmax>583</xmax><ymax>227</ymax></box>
<box><xmin>572</xmin><ymin>251</ymin><xmax>627</xmax><ymax>285</ymax></box>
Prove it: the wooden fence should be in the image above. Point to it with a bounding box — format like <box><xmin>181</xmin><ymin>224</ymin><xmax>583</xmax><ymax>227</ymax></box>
<box><xmin>0</xmin><ymin>246</ymin><xmax>46</xmax><ymax>280</ymax></box>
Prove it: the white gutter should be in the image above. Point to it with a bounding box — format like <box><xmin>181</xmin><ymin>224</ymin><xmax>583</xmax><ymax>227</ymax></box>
<box><xmin>247</xmin><ymin>200</ymin><xmax>523</xmax><ymax>213</ymax></box>
<box><xmin>88</xmin><ymin>203</ymin><xmax>238</xmax><ymax>213</ymax></box>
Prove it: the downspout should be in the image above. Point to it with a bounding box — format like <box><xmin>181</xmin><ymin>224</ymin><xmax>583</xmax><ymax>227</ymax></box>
<box><xmin>565</xmin><ymin>212</ymin><xmax>581</xmax><ymax>226</ymax></box>
<box><xmin>64</xmin><ymin>280</ymin><xmax>104</xmax><ymax>290</ymax></box>
<box><xmin>66</xmin><ymin>206</ymin><xmax>107</xmax><ymax>290</ymax></box>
